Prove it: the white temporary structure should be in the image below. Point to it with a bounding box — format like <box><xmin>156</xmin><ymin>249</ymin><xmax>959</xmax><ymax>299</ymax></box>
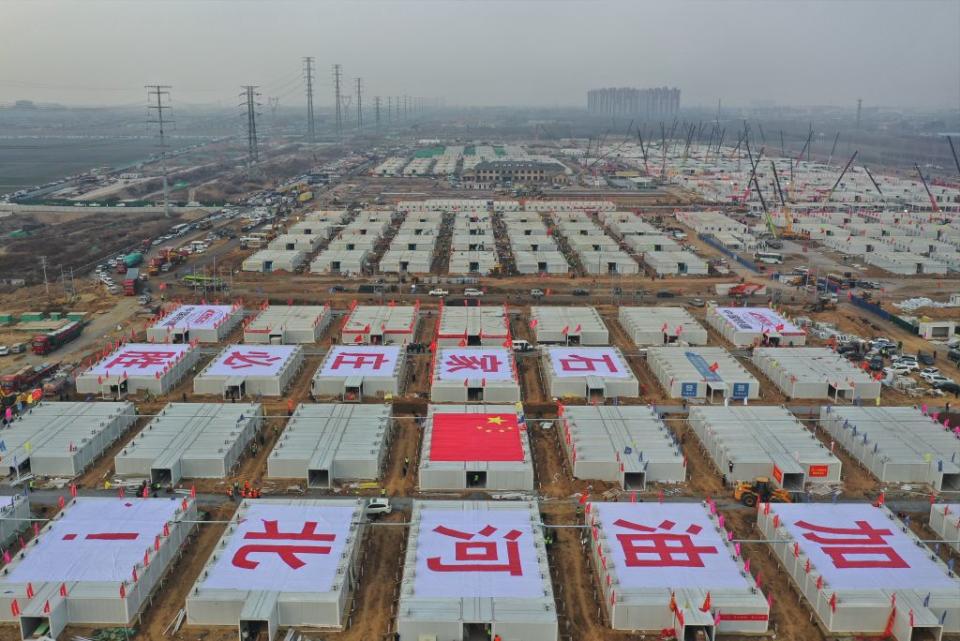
<box><xmin>311</xmin><ymin>345</ymin><xmax>406</xmax><ymax>400</ymax></box>
<box><xmin>193</xmin><ymin>345</ymin><xmax>304</xmax><ymax>398</ymax></box>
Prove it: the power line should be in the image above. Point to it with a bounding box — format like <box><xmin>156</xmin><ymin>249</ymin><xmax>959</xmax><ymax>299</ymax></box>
<box><xmin>303</xmin><ymin>56</ymin><xmax>316</xmax><ymax>143</ymax></box>
<box><xmin>240</xmin><ymin>85</ymin><xmax>260</xmax><ymax>165</ymax></box>
<box><xmin>332</xmin><ymin>64</ymin><xmax>343</xmax><ymax>139</ymax></box>
<box><xmin>145</xmin><ymin>84</ymin><xmax>173</xmax><ymax>218</ymax></box>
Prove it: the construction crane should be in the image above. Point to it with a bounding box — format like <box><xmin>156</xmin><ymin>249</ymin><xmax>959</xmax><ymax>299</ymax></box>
<box><xmin>825</xmin><ymin>150</ymin><xmax>858</xmax><ymax>201</ymax></box>
<box><xmin>636</xmin><ymin>127</ymin><xmax>650</xmax><ymax>175</ymax></box>
<box><xmin>915</xmin><ymin>163</ymin><xmax>941</xmax><ymax>213</ymax></box>
<box><xmin>946</xmin><ymin>136</ymin><xmax>960</xmax><ymax>180</ymax></box>
<box><xmin>862</xmin><ymin>165</ymin><xmax>884</xmax><ymax>198</ymax></box>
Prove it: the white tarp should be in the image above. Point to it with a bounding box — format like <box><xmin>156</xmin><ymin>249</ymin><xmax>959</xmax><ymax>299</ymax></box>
<box><xmin>318</xmin><ymin>345</ymin><xmax>401</xmax><ymax>377</ymax></box>
<box><xmin>155</xmin><ymin>305</ymin><xmax>233</xmax><ymax>331</ymax></box>
<box><xmin>87</xmin><ymin>343</ymin><xmax>192</xmax><ymax>377</ymax></box>
<box><xmin>715</xmin><ymin>307</ymin><xmax>803</xmax><ymax>335</ymax></box>
<box><xmin>593</xmin><ymin>503</ymin><xmax>749</xmax><ymax>589</ymax></box>
<box><xmin>204</xmin><ymin>345</ymin><xmax>298</xmax><ymax>377</ymax></box>
<box><xmin>7</xmin><ymin>498</ymin><xmax>180</xmax><ymax>583</ymax></box>
<box><xmin>548</xmin><ymin>347</ymin><xmax>631</xmax><ymax>379</ymax></box>
<box><xmin>201</xmin><ymin>503</ymin><xmax>355</xmax><ymax>593</ymax></box>
<box><xmin>773</xmin><ymin>504</ymin><xmax>957</xmax><ymax>590</ymax></box>
<box><xmin>435</xmin><ymin>348</ymin><xmax>514</xmax><ymax>382</ymax></box>
<box><xmin>414</xmin><ymin>509</ymin><xmax>542</xmax><ymax>598</ymax></box>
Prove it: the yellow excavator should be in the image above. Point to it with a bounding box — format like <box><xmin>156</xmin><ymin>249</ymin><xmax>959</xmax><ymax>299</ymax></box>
<box><xmin>733</xmin><ymin>477</ymin><xmax>795</xmax><ymax>508</ymax></box>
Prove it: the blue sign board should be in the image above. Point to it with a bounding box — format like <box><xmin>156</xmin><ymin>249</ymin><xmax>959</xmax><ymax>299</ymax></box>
<box><xmin>684</xmin><ymin>351</ymin><xmax>722</xmax><ymax>382</ymax></box>
<box><xmin>681</xmin><ymin>382</ymin><xmax>698</xmax><ymax>397</ymax></box>
<box><xmin>731</xmin><ymin>382</ymin><xmax>749</xmax><ymax>399</ymax></box>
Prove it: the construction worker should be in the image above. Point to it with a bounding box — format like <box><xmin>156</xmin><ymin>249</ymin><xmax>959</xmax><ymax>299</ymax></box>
<box><xmin>227</xmin><ymin>487</ymin><xmax>234</xmax><ymax>500</ymax></box>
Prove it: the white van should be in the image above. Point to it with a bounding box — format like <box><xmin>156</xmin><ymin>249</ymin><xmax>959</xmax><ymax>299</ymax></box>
<box><xmin>511</xmin><ymin>339</ymin><xmax>534</xmax><ymax>352</ymax></box>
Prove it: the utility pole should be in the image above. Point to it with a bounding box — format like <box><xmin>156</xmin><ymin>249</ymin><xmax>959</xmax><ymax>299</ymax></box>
<box><xmin>395</xmin><ymin>96</ymin><xmax>400</xmax><ymax>121</ymax></box>
<box><xmin>303</xmin><ymin>56</ymin><xmax>316</xmax><ymax>142</ymax></box>
<box><xmin>356</xmin><ymin>77</ymin><xmax>362</xmax><ymax>129</ymax></box>
<box><xmin>374</xmin><ymin>96</ymin><xmax>381</xmax><ymax>128</ymax></box>
<box><xmin>240</xmin><ymin>85</ymin><xmax>260</xmax><ymax>165</ymax></box>
<box><xmin>332</xmin><ymin>64</ymin><xmax>343</xmax><ymax>139</ymax></box>
<box><xmin>39</xmin><ymin>256</ymin><xmax>49</xmax><ymax>297</ymax></box>
<box><xmin>386</xmin><ymin>96</ymin><xmax>392</xmax><ymax>122</ymax></box>
<box><xmin>856</xmin><ymin>98</ymin><xmax>862</xmax><ymax>130</ymax></box>
<box><xmin>145</xmin><ymin>84</ymin><xmax>173</xmax><ymax>218</ymax></box>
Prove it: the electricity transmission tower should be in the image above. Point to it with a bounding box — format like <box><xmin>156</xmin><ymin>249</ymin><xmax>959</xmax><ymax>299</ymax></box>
<box><xmin>386</xmin><ymin>96</ymin><xmax>392</xmax><ymax>122</ymax></box>
<box><xmin>146</xmin><ymin>84</ymin><xmax>173</xmax><ymax>218</ymax></box>
<box><xmin>356</xmin><ymin>77</ymin><xmax>362</xmax><ymax>129</ymax></box>
<box><xmin>303</xmin><ymin>56</ymin><xmax>316</xmax><ymax>142</ymax></box>
<box><xmin>374</xmin><ymin>96</ymin><xmax>381</xmax><ymax>128</ymax></box>
<box><xmin>332</xmin><ymin>64</ymin><xmax>343</xmax><ymax>139</ymax></box>
<box><xmin>240</xmin><ymin>85</ymin><xmax>260</xmax><ymax>165</ymax></box>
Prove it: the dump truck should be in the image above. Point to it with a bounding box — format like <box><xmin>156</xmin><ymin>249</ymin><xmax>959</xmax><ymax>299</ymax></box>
<box><xmin>1</xmin><ymin>362</ymin><xmax>58</xmax><ymax>404</ymax></box>
<box><xmin>31</xmin><ymin>321</ymin><xmax>84</xmax><ymax>355</ymax></box>
<box><xmin>123</xmin><ymin>268</ymin><xmax>141</xmax><ymax>296</ymax></box>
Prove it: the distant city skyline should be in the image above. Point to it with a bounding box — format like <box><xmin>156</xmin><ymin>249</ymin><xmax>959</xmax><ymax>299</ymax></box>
<box><xmin>0</xmin><ymin>0</ymin><xmax>957</xmax><ymax>110</ymax></box>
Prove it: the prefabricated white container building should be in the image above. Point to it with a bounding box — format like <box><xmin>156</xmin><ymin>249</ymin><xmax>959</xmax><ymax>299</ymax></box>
<box><xmin>818</xmin><ymin>406</ymin><xmax>960</xmax><ymax>491</ymax></box>
<box><xmin>341</xmin><ymin>304</ymin><xmax>419</xmax><ymax>345</ymax></box>
<box><xmin>753</xmin><ymin>347</ymin><xmax>881</xmax><ymax>400</ymax></box>
<box><xmin>706</xmin><ymin>305</ymin><xmax>806</xmax><ymax>346</ymax></box>
<box><xmin>241</xmin><ymin>249</ymin><xmax>307</xmax><ymax>273</ymax></box>
<box><xmin>311</xmin><ymin>345</ymin><xmax>406</xmax><ymax>400</ymax></box>
<box><xmin>186</xmin><ymin>498</ymin><xmax>365</xmax><ymax>639</ymax></box>
<box><xmin>398</xmin><ymin>500</ymin><xmax>557</xmax><ymax>641</ymax></box>
<box><xmin>643</xmin><ymin>250</ymin><xmax>709</xmax><ymax>276</ymax></box>
<box><xmin>530</xmin><ymin>306</ymin><xmax>608</xmax><ymax>344</ymax></box>
<box><xmin>928</xmin><ymin>503</ymin><xmax>960</xmax><ymax>554</ymax></box>
<box><xmin>0</xmin><ymin>497</ymin><xmax>196</xmax><ymax>641</ymax></box>
<box><xmin>646</xmin><ymin>346</ymin><xmax>759</xmax><ymax>401</ymax></box>
<box><xmin>589</xmin><ymin>502</ymin><xmax>769</xmax><ymax>636</ymax></box>
<box><xmin>560</xmin><ymin>406</ymin><xmax>684</xmax><ymax>489</ymax></box>
<box><xmin>618</xmin><ymin>307</ymin><xmax>708</xmax><ymax>346</ymax></box>
<box><xmin>688</xmin><ymin>406</ymin><xmax>841</xmax><ymax>490</ymax></box>
<box><xmin>267</xmin><ymin>404</ymin><xmax>391</xmax><ymax>487</ymax></box>
<box><xmin>419</xmin><ymin>405</ymin><xmax>533</xmax><ymax>491</ymax></box>
<box><xmin>0</xmin><ymin>401</ymin><xmax>136</xmax><ymax>479</ymax></box>
<box><xmin>268</xmin><ymin>233</ymin><xmax>323</xmax><ymax>253</ymax></box>
<box><xmin>74</xmin><ymin>342</ymin><xmax>201</xmax><ymax>397</ymax></box>
<box><xmin>758</xmin><ymin>504</ymin><xmax>960</xmax><ymax>640</ymax></box>
<box><xmin>243</xmin><ymin>304</ymin><xmax>332</xmax><ymax>344</ymax></box>
<box><xmin>431</xmin><ymin>347</ymin><xmax>520</xmax><ymax>403</ymax></box>
<box><xmin>193</xmin><ymin>344</ymin><xmax>304</xmax><ymax>398</ymax></box>
<box><xmin>147</xmin><ymin>304</ymin><xmax>243</xmax><ymax>343</ymax></box>
<box><xmin>435</xmin><ymin>304</ymin><xmax>508</xmax><ymax>347</ymax></box>
<box><xmin>541</xmin><ymin>346</ymin><xmax>638</xmax><ymax>400</ymax></box>
<box><xmin>114</xmin><ymin>402</ymin><xmax>262</xmax><ymax>484</ymax></box>
<box><xmin>0</xmin><ymin>496</ymin><xmax>30</xmax><ymax>547</ymax></box>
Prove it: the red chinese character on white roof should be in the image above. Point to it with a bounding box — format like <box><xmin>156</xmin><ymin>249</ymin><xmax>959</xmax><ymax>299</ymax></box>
<box><xmin>104</xmin><ymin>350</ymin><xmax>177</xmax><ymax>370</ymax></box>
<box><xmin>559</xmin><ymin>353</ymin><xmax>619</xmax><ymax>373</ymax></box>
<box><xmin>444</xmin><ymin>354</ymin><xmax>502</xmax><ymax>373</ymax></box>
<box><xmin>223</xmin><ymin>350</ymin><xmax>282</xmax><ymax>369</ymax></box>
<box><xmin>613</xmin><ymin>518</ymin><xmax>718</xmax><ymax>567</ymax></box>
<box><xmin>427</xmin><ymin>524</ymin><xmax>523</xmax><ymax>575</ymax></box>
<box><xmin>331</xmin><ymin>351</ymin><xmax>389</xmax><ymax>370</ymax></box>
<box><xmin>232</xmin><ymin>519</ymin><xmax>336</xmax><ymax>570</ymax></box>
<box><xmin>795</xmin><ymin>520</ymin><xmax>908</xmax><ymax>569</ymax></box>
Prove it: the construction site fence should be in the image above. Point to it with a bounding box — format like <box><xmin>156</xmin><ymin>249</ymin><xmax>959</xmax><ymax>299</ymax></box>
<box><xmin>848</xmin><ymin>294</ymin><xmax>918</xmax><ymax>335</ymax></box>
<box><xmin>697</xmin><ymin>233</ymin><xmax>762</xmax><ymax>273</ymax></box>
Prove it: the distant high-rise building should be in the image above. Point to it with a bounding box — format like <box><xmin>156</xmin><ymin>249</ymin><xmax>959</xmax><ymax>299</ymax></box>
<box><xmin>587</xmin><ymin>87</ymin><xmax>680</xmax><ymax>118</ymax></box>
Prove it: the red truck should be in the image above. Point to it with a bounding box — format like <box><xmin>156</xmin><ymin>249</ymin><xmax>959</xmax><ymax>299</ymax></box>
<box><xmin>32</xmin><ymin>320</ymin><xmax>84</xmax><ymax>355</ymax></box>
<box><xmin>123</xmin><ymin>268</ymin><xmax>141</xmax><ymax>296</ymax></box>
<box><xmin>1</xmin><ymin>362</ymin><xmax>59</xmax><ymax>404</ymax></box>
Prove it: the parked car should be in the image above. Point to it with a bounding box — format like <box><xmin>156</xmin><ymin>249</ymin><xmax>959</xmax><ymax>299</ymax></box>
<box><xmin>572</xmin><ymin>288</ymin><xmax>589</xmax><ymax>296</ymax></box>
<box><xmin>530</xmin><ymin>288</ymin><xmax>544</xmax><ymax>298</ymax></box>
<box><xmin>948</xmin><ymin>349</ymin><xmax>960</xmax><ymax>364</ymax></box>
<box><xmin>511</xmin><ymin>339</ymin><xmax>534</xmax><ymax>352</ymax></box>
<box><xmin>927</xmin><ymin>374</ymin><xmax>953</xmax><ymax>387</ymax></box>
<box><xmin>886</xmin><ymin>363</ymin><xmax>912</xmax><ymax>376</ymax></box>
<box><xmin>934</xmin><ymin>380</ymin><xmax>960</xmax><ymax>395</ymax></box>
<box><xmin>0</xmin><ymin>346</ymin><xmax>9</xmax><ymax>356</ymax></box>
<box><xmin>868</xmin><ymin>357</ymin><xmax>885</xmax><ymax>372</ymax></box>
<box><xmin>429</xmin><ymin>288</ymin><xmax>449</xmax><ymax>297</ymax></box>
<box><xmin>688</xmin><ymin>297</ymin><xmax>705</xmax><ymax>308</ymax></box>
<box><xmin>655</xmin><ymin>291</ymin><xmax>676</xmax><ymax>299</ymax></box>
<box><xmin>917</xmin><ymin>351</ymin><xmax>936</xmax><ymax>366</ymax></box>
<box><xmin>366</xmin><ymin>498</ymin><xmax>392</xmax><ymax>516</ymax></box>
<box><xmin>463</xmin><ymin>288</ymin><xmax>484</xmax><ymax>297</ymax></box>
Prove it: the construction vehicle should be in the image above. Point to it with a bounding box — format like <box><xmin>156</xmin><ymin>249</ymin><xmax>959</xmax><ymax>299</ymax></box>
<box><xmin>32</xmin><ymin>321</ymin><xmax>84</xmax><ymax>355</ymax></box>
<box><xmin>1</xmin><ymin>362</ymin><xmax>59</xmax><ymax>405</ymax></box>
<box><xmin>122</xmin><ymin>268</ymin><xmax>141</xmax><ymax>296</ymax></box>
<box><xmin>734</xmin><ymin>477</ymin><xmax>795</xmax><ymax>507</ymax></box>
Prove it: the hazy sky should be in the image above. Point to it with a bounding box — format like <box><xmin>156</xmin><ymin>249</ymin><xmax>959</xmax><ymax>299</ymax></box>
<box><xmin>1</xmin><ymin>0</ymin><xmax>958</xmax><ymax>109</ymax></box>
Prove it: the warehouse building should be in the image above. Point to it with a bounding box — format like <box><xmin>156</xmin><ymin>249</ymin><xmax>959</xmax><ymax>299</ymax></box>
<box><xmin>241</xmin><ymin>249</ymin><xmax>307</xmax><ymax>273</ymax></box>
<box><xmin>431</xmin><ymin>347</ymin><xmax>520</xmax><ymax>403</ymax></box>
<box><xmin>341</xmin><ymin>303</ymin><xmax>419</xmax><ymax>345</ymax></box>
<box><xmin>0</xmin><ymin>401</ymin><xmax>136</xmax><ymax>479</ymax></box>
<box><xmin>759</xmin><ymin>504</ymin><xmax>959</xmax><ymax>639</ymax></box>
<box><xmin>706</xmin><ymin>305</ymin><xmax>806</xmax><ymax>346</ymax></box>
<box><xmin>310</xmin><ymin>249</ymin><xmax>370</xmax><ymax>275</ymax></box>
<box><xmin>312</xmin><ymin>345</ymin><xmax>405</xmax><ymax>400</ymax></box>
<box><xmin>618</xmin><ymin>306</ymin><xmax>708</xmax><ymax>346</ymax></box>
<box><xmin>647</xmin><ymin>346</ymin><xmax>759</xmax><ymax>400</ymax></box>
<box><xmin>688</xmin><ymin>406</ymin><xmax>841</xmax><ymax>490</ymax></box>
<box><xmin>114</xmin><ymin>402</ymin><xmax>262</xmax><ymax>484</ymax></box>
<box><xmin>398</xmin><ymin>500</ymin><xmax>556</xmax><ymax>640</ymax></box>
<box><xmin>147</xmin><ymin>304</ymin><xmax>243</xmax><ymax>343</ymax></box>
<box><xmin>542</xmin><ymin>346</ymin><xmax>638</xmax><ymax>400</ymax></box>
<box><xmin>675</xmin><ymin>211</ymin><xmax>748</xmax><ymax>235</ymax></box>
<box><xmin>623</xmin><ymin>234</ymin><xmax>681</xmax><ymax>254</ymax></box>
<box><xmin>419</xmin><ymin>405</ymin><xmax>532</xmax><ymax>490</ymax></box>
<box><xmin>326</xmin><ymin>235</ymin><xmax>378</xmax><ymax>252</ymax></box>
<box><xmin>75</xmin><ymin>342</ymin><xmax>200</xmax><ymax>396</ymax></box>
<box><xmin>643</xmin><ymin>250</ymin><xmax>709</xmax><ymax>276</ymax></box>
<box><xmin>243</xmin><ymin>304</ymin><xmax>332</xmax><ymax>344</ymax></box>
<box><xmin>560</xmin><ymin>406</ymin><xmax>684</xmax><ymax>489</ymax></box>
<box><xmin>753</xmin><ymin>347</ymin><xmax>881</xmax><ymax>400</ymax></box>
<box><xmin>864</xmin><ymin>250</ymin><xmax>948</xmax><ymax>275</ymax></box>
<box><xmin>435</xmin><ymin>304</ymin><xmax>508</xmax><ymax>347</ymax></box>
<box><xmin>379</xmin><ymin>249</ymin><xmax>433</xmax><ymax>274</ymax></box>
<box><xmin>267</xmin><ymin>404</ymin><xmax>391</xmax><ymax>486</ymax></box>
<box><xmin>578</xmin><ymin>250</ymin><xmax>640</xmax><ymax>275</ymax></box>
<box><xmin>929</xmin><ymin>503</ymin><xmax>960</xmax><ymax>554</ymax></box>
<box><xmin>530</xmin><ymin>306</ymin><xmax>608</xmax><ymax>344</ymax></box>
<box><xmin>819</xmin><ymin>406</ymin><xmax>960</xmax><ymax>490</ymax></box>
<box><xmin>186</xmin><ymin>499</ymin><xmax>365</xmax><ymax>638</ymax></box>
<box><xmin>193</xmin><ymin>344</ymin><xmax>304</xmax><ymax>398</ymax></box>
<box><xmin>0</xmin><ymin>497</ymin><xmax>196</xmax><ymax>640</ymax></box>
<box><xmin>448</xmin><ymin>250</ymin><xmax>498</xmax><ymax>275</ymax></box>
<box><xmin>589</xmin><ymin>502</ymin><xmax>768</xmax><ymax>635</ymax></box>
<box><xmin>389</xmin><ymin>233</ymin><xmax>436</xmax><ymax>252</ymax></box>
<box><xmin>514</xmin><ymin>250</ymin><xmax>569</xmax><ymax>274</ymax></box>
<box><xmin>268</xmin><ymin>233</ymin><xmax>323</xmax><ymax>253</ymax></box>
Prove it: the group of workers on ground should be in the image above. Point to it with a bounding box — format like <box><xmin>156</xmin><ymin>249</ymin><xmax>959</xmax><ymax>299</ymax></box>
<box><xmin>227</xmin><ymin>480</ymin><xmax>261</xmax><ymax>500</ymax></box>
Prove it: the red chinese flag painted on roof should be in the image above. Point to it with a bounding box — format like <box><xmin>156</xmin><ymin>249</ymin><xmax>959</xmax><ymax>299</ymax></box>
<box><xmin>429</xmin><ymin>413</ymin><xmax>524</xmax><ymax>462</ymax></box>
